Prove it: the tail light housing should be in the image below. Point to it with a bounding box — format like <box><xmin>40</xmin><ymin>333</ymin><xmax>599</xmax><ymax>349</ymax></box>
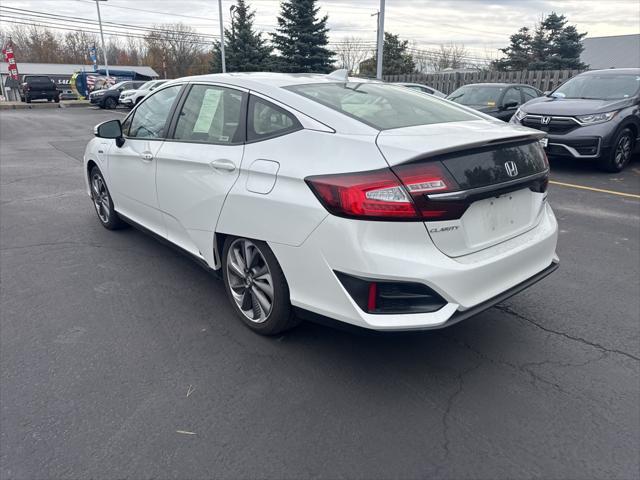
<box><xmin>306</xmin><ymin>161</ymin><xmax>468</xmax><ymax>221</ymax></box>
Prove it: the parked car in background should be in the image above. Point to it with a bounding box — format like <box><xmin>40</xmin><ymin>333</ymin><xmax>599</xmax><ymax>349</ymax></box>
<box><xmin>89</xmin><ymin>80</ymin><xmax>146</xmax><ymax>109</ymax></box>
<box><xmin>84</xmin><ymin>72</ymin><xmax>558</xmax><ymax>336</ymax></box>
<box><xmin>395</xmin><ymin>82</ymin><xmax>446</xmax><ymax>98</ymax></box>
<box><xmin>447</xmin><ymin>83</ymin><xmax>542</xmax><ymax>121</ymax></box>
<box><xmin>510</xmin><ymin>68</ymin><xmax>640</xmax><ymax>172</ymax></box>
<box><xmin>119</xmin><ymin>79</ymin><xmax>168</xmax><ymax>108</ymax></box>
<box><xmin>19</xmin><ymin>75</ymin><xmax>60</xmax><ymax>103</ymax></box>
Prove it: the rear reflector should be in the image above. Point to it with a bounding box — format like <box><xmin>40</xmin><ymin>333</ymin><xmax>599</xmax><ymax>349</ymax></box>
<box><xmin>335</xmin><ymin>271</ymin><xmax>446</xmax><ymax>314</ymax></box>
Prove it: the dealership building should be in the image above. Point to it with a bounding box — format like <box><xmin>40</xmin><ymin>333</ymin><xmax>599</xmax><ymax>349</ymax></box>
<box><xmin>1</xmin><ymin>62</ymin><xmax>159</xmax><ymax>100</ymax></box>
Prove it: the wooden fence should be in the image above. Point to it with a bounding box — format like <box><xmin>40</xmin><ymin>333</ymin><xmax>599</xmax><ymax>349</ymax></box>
<box><xmin>383</xmin><ymin>69</ymin><xmax>585</xmax><ymax>95</ymax></box>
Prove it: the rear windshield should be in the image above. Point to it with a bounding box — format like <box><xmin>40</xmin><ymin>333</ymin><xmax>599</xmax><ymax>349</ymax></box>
<box><xmin>25</xmin><ymin>76</ymin><xmax>52</xmax><ymax>85</ymax></box>
<box><xmin>553</xmin><ymin>73</ymin><xmax>640</xmax><ymax>100</ymax></box>
<box><xmin>447</xmin><ymin>85</ymin><xmax>505</xmax><ymax>107</ymax></box>
<box><xmin>286</xmin><ymin>82</ymin><xmax>475</xmax><ymax>130</ymax></box>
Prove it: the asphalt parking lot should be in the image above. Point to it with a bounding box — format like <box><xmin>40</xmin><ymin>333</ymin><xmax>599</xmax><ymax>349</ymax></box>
<box><xmin>1</xmin><ymin>107</ymin><xmax>638</xmax><ymax>479</ymax></box>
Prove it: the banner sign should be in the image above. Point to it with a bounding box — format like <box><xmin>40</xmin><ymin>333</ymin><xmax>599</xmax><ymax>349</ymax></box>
<box><xmin>89</xmin><ymin>45</ymin><xmax>97</xmax><ymax>72</ymax></box>
<box><xmin>2</xmin><ymin>43</ymin><xmax>19</xmax><ymax>80</ymax></box>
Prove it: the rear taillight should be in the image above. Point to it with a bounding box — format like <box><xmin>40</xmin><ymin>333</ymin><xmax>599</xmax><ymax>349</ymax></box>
<box><xmin>306</xmin><ymin>162</ymin><xmax>466</xmax><ymax>221</ymax></box>
<box><xmin>305</xmin><ymin>168</ymin><xmax>418</xmax><ymax>219</ymax></box>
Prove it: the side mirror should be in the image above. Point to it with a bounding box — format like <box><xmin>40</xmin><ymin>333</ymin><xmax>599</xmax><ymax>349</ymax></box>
<box><xmin>543</xmin><ymin>91</ymin><xmax>551</xmax><ymax>96</ymax></box>
<box><xmin>501</xmin><ymin>101</ymin><xmax>518</xmax><ymax>110</ymax></box>
<box><xmin>94</xmin><ymin>119</ymin><xmax>125</xmax><ymax>147</ymax></box>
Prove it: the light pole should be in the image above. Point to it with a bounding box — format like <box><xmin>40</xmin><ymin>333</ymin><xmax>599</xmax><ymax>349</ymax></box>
<box><xmin>218</xmin><ymin>0</ymin><xmax>226</xmax><ymax>73</ymax></box>
<box><xmin>94</xmin><ymin>0</ymin><xmax>109</xmax><ymax>78</ymax></box>
<box><xmin>376</xmin><ymin>0</ymin><xmax>385</xmax><ymax>80</ymax></box>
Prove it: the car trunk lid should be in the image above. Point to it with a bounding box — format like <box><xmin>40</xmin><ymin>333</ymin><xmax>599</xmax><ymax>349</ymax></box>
<box><xmin>377</xmin><ymin>121</ymin><xmax>549</xmax><ymax>257</ymax></box>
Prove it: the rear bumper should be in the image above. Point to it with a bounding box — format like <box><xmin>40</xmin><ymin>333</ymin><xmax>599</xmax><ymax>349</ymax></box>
<box><xmin>271</xmin><ymin>202</ymin><xmax>558</xmax><ymax>331</ymax></box>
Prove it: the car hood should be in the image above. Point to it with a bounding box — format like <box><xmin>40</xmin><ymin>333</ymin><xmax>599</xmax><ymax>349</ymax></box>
<box><xmin>521</xmin><ymin>96</ymin><xmax>634</xmax><ymax>115</ymax></box>
<box><xmin>119</xmin><ymin>89</ymin><xmax>138</xmax><ymax>95</ymax></box>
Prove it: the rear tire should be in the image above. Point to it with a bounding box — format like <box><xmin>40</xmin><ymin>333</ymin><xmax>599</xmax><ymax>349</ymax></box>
<box><xmin>222</xmin><ymin>237</ymin><xmax>300</xmax><ymax>335</ymax></box>
<box><xmin>89</xmin><ymin>166</ymin><xmax>127</xmax><ymax>230</ymax></box>
<box><xmin>598</xmin><ymin>128</ymin><xmax>634</xmax><ymax>172</ymax></box>
<box><xmin>25</xmin><ymin>95</ymin><xmax>31</xmax><ymax>103</ymax></box>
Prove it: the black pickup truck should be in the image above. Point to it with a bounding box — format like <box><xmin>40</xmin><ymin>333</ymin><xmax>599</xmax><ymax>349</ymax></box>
<box><xmin>20</xmin><ymin>75</ymin><xmax>60</xmax><ymax>103</ymax></box>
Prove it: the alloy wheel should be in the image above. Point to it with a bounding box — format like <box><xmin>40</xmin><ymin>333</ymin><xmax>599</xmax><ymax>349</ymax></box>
<box><xmin>226</xmin><ymin>239</ymin><xmax>274</xmax><ymax>323</ymax></box>
<box><xmin>91</xmin><ymin>174</ymin><xmax>111</xmax><ymax>223</ymax></box>
<box><xmin>615</xmin><ymin>135</ymin><xmax>632</xmax><ymax>168</ymax></box>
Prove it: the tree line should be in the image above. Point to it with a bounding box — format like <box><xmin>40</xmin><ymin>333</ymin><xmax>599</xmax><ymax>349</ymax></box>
<box><xmin>0</xmin><ymin>1</ymin><xmax>587</xmax><ymax>78</ymax></box>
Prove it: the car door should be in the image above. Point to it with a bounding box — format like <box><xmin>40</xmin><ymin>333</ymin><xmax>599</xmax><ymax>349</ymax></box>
<box><xmin>108</xmin><ymin>84</ymin><xmax>183</xmax><ymax>235</ymax></box>
<box><xmin>154</xmin><ymin>83</ymin><xmax>247</xmax><ymax>263</ymax></box>
<box><xmin>498</xmin><ymin>86</ymin><xmax>521</xmax><ymax>121</ymax></box>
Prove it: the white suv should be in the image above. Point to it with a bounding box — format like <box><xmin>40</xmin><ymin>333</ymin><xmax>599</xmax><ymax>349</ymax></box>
<box><xmin>85</xmin><ymin>71</ymin><xmax>558</xmax><ymax>335</ymax></box>
<box><xmin>119</xmin><ymin>79</ymin><xmax>167</xmax><ymax>107</ymax></box>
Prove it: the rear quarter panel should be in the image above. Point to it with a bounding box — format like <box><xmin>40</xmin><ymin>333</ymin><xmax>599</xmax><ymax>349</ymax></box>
<box><xmin>216</xmin><ymin>129</ymin><xmax>386</xmax><ymax>247</ymax></box>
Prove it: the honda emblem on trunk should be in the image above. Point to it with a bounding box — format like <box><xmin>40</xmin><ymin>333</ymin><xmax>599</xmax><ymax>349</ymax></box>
<box><xmin>504</xmin><ymin>161</ymin><xmax>518</xmax><ymax>177</ymax></box>
<box><xmin>541</xmin><ymin>116</ymin><xmax>551</xmax><ymax>125</ymax></box>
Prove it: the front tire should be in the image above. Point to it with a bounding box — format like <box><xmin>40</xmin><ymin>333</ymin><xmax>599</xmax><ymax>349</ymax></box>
<box><xmin>222</xmin><ymin>237</ymin><xmax>300</xmax><ymax>335</ymax></box>
<box><xmin>598</xmin><ymin>128</ymin><xmax>634</xmax><ymax>172</ymax></box>
<box><xmin>104</xmin><ymin>97</ymin><xmax>117</xmax><ymax>109</ymax></box>
<box><xmin>89</xmin><ymin>166</ymin><xmax>127</xmax><ymax>230</ymax></box>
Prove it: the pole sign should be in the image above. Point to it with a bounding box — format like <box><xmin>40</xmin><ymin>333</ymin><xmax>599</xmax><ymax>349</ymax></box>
<box><xmin>89</xmin><ymin>45</ymin><xmax>98</xmax><ymax>72</ymax></box>
<box><xmin>2</xmin><ymin>43</ymin><xmax>19</xmax><ymax>80</ymax></box>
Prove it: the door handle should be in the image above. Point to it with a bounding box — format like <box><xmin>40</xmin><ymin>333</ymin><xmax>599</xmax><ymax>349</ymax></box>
<box><xmin>209</xmin><ymin>158</ymin><xmax>236</xmax><ymax>172</ymax></box>
<box><xmin>140</xmin><ymin>152</ymin><xmax>153</xmax><ymax>162</ymax></box>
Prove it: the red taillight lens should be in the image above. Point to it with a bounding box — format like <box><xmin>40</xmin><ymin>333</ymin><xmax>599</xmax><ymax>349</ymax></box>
<box><xmin>306</xmin><ymin>168</ymin><xmax>419</xmax><ymax>219</ymax></box>
<box><xmin>306</xmin><ymin>162</ymin><xmax>467</xmax><ymax>221</ymax></box>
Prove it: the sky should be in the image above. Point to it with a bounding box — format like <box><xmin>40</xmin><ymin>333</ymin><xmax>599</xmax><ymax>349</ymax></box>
<box><xmin>1</xmin><ymin>0</ymin><xmax>638</xmax><ymax>59</ymax></box>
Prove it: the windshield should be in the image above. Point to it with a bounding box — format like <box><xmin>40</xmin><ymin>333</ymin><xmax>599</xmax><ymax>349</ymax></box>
<box><xmin>286</xmin><ymin>82</ymin><xmax>475</xmax><ymax>130</ymax></box>
<box><xmin>138</xmin><ymin>81</ymin><xmax>154</xmax><ymax>90</ymax></box>
<box><xmin>447</xmin><ymin>85</ymin><xmax>505</xmax><ymax>106</ymax></box>
<box><xmin>553</xmin><ymin>74</ymin><xmax>640</xmax><ymax>100</ymax></box>
<box><xmin>108</xmin><ymin>82</ymin><xmax>127</xmax><ymax>90</ymax></box>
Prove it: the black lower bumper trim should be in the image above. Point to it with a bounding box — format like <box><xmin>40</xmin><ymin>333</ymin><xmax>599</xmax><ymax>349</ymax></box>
<box><xmin>441</xmin><ymin>259</ymin><xmax>559</xmax><ymax>329</ymax></box>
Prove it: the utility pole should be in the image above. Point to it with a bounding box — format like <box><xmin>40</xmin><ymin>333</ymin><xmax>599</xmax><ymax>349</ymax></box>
<box><xmin>375</xmin><ymin>0</ymin><xmax>385</xmax><ymax>80</ymax></box>
<box><xmin>217</xmin><ymin>0</ymin><xmax>226</xmax><ymax>73</ymax></box>
<box><xmin>94</xmin><ymin>0</ymin><xmax>109</xmax><ymax>78</ymax></box>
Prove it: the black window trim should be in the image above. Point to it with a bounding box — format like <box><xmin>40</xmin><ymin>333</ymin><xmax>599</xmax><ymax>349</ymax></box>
<box><xmin>246</xmin><ymin>93</ymin><xmax>303</xmax><ymax>144</ymax></box>
<box><xmin>122</xmin><ymin>83</ymin><xmax>187</xmax><ymax>142</ymax></box>
<box><xmin>165</xmin><ymin>82</ymin><xmax>248</xmax><ymax>146</ymax></box>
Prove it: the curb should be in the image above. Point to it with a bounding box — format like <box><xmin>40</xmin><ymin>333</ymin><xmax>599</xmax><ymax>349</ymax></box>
<box><xmin>0</xmin><ymin>102</ymin><xmax>91</xmax><ymax>110</ymax></box>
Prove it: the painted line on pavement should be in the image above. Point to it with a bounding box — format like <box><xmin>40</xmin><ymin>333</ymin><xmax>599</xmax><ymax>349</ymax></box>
<box><xmin>549</xmin><ymin>180</ymin><xmax>640</xmax><ymax>199</ymax></box>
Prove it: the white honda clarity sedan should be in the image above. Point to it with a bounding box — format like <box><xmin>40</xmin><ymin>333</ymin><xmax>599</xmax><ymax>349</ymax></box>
<box><xmin>84</xmin><ymin>71</ymin><xmax>559</xmax><ymax>335</ymax></box>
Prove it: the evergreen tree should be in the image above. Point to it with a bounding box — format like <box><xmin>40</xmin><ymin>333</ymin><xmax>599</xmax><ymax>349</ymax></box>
<box><xmin>211</xmin><ymin>0</ymin><xmax>273</xmax><ymax>73</ymax></box>
<box><xmin>492</xmin><ymin>12</ymin><xmax>587</xmax><ymax>70</ymax></box>
<box><xmin>271</xmin><ymin>0</ymin><xmax>334</xmax><ymax>73</ymax></box>
<box><xmin>359</xmin><ymin>32</ymin><xmax>416</xmax><ymax>77</ymax></box>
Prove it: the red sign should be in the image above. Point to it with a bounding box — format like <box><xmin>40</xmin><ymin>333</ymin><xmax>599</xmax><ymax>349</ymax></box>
<box><xmin>2</xmin><ymin>43</ymin><xmax>19</xmax><ymax>80</ymax></box>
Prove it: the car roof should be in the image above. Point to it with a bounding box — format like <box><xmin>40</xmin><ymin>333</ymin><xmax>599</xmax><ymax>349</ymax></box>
<box><xmin>580</xmin><ymin>68</ymin><xmax>640</xmax><ymax>75</ymax></box>
<box><xmin>457</xmin><ymin>83</ymin><xmax>536</xmax><ymax>88</ymax></box>
<box><xmin>174</xmin><ymin>72</ymin><xmax>379</xmax><ymax>90</ymax></box>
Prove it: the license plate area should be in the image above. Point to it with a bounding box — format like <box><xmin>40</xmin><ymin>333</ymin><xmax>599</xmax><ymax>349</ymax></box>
<box><xmin>461</xmin><ymin>188</ymin><xmax>536</xmax><ymax>250</ymax></box>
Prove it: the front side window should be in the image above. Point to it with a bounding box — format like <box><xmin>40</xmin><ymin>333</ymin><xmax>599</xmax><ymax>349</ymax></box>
<box><xmin>522</xmin><ymin>87</ymin><xmax>539</xmax><ymax>102</ymax></box>
<box><xmin>287</xmin><ymin>82</ymin><xmax>474</xmax><ymax>130</ymax></box>
<box><xmin>248</xmin><ymin>96</ymin><xmax>301</xmax><ymax>141</ymax></box>
<box><xmin>126</xmin><ymin>85</ymin><xmax>182</xmax><ymax>139</ymax></box>
<box><xmin>173</xmin><ymin>84</ymin><xmax>245</xmax><ymax>144</ymax></box>
<box><xmin>502</xmin><ymin>87</ymin><xmax>521</xmax><ymax>106</ymax></box>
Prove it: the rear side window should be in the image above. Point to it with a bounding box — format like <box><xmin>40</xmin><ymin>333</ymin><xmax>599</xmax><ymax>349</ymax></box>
<box><xmin>25</xmin><ymin>76</ymin><xmax>51</xmax><ymax>85</ymax></box>
<box><xmin>173</xmin><ymin>84</ymin><xmax>245</xmax><ymax>144</ymax></box>
<box><xmin>287</xmin><ymin>82</ymin><xmax>474</xmax><ymax>130</ymax></box>
<box><xmin>248</xmin><ymin>96</ymin><xmax>301</xmax><ymax>141</ymax></box>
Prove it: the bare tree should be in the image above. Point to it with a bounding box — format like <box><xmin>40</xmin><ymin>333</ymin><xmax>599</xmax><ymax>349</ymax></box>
<box><xmin>333</xmin><ymin>36</ymin><xmax>372</xmax><ymax>74</ymax></box>
<box><xmin>144</xmin><ymin>23</ymin><xmax>209</xmax><ymax>78</ymax></box>
<box><xmin>434</xmin><ymin>43</ymin><xmax>469</xmax><ymax>71</ymax></box>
